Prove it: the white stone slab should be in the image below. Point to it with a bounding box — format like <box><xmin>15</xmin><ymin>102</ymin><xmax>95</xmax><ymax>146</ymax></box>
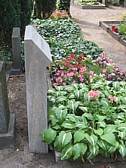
<box><xmin>24</xmin><ymin>25</ymin><xmax>52</xmax><ymax>153</ymax></box>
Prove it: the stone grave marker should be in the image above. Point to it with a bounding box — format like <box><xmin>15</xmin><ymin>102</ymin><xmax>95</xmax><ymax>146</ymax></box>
<box><xmin>0</xmin><ymin>61</ymin><xmax>15</xmax><ymax>149</ymax></box>
<box><xmin>24</xmin><ymin>25</ymin><xmax>52</xmax><ymax>153</ymax></box>
<box><xmin>11</xmin><ymin>27</ymin><xmax>22</xmax><ymax>75</ymax></box>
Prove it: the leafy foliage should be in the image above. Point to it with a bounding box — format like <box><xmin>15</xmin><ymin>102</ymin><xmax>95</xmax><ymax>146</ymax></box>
<box><xmin>42</xmin><ymin>81</ymin><xmax>126</xmax><ymax>160</ymax></box>
<box><xmin>32</xmin><ymin>19</ymin><xmax>102</xmax><ymax>60</ymax></box>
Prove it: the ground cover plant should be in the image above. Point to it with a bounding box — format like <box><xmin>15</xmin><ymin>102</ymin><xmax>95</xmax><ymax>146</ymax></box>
<box><xmin>32</xmin><ymin>19</ymin><xmax>102</xmax><ymax>60</ymax></box>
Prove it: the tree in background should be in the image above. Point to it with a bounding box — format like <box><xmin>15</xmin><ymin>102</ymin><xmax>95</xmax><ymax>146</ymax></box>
<box><xmin>33</xmin><ymin>0</ymin><xmax>56</xmax><ymax>19</ymax></box>
<box><xmin>0</xmin><ymin>0</ymin><xmax>20</xmax><ymax>48</ymax></box>
<box><xmin>20</xmin><ymin>0</ymin><xmax>33</xmax><ymax>36</ymax></box>
<box><xmin>57</xmin><ymin>0</ymin><xmax>71</xmax><ymax>16</ymax></box>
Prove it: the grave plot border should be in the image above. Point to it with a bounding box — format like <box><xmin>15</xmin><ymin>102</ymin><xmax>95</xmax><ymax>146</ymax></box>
<box><xmin>99</xmin><ymin>21</ymin><xmax>126</xmax><ymax>47</ymax></box>
<box><xmin>74</xmin><ymin>1</ymin><xmax>106</xmax><ymax>9</ymax></box>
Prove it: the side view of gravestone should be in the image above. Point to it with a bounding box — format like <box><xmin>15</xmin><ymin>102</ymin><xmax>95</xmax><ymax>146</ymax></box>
<box><xmin>0</xmin><ymin>61</ymin><xmax>15</xmax><ymax>149</ymax></box>
<box><xmin>11</xmin><ymin>27</ymin><xmax>22</xmax><ymax>75</ymax></box>
<box><xmin>24</xmin><ymin>25</ymin><xmax>52</xmax><ymax>153</ymax></box>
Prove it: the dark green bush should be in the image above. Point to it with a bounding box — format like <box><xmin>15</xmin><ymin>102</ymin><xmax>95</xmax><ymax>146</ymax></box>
<box><xmin>20</xmin><ymin>0</ymin><xmax>33</xmax><ymax>36</ymax></box>
<box><xmin>34</xmin><ymin>0</ymin><xmax>56</xmax><ymax>19</ymax></box>
<box><xmin>0</xmin><ymin>0</ymin><xmax>21</xmax><ymax>48</ymax></box>
<box><xmin>57</xmin><ymin>0</ymin><xmax>71</xmax><ymax>16</ymax></box>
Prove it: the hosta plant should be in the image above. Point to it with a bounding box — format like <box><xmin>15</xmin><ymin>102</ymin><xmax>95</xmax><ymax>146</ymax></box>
<box><xmin>41</xmin><ymin>81</ymin><xmax>126</xmax><ymax>161</ymax></box>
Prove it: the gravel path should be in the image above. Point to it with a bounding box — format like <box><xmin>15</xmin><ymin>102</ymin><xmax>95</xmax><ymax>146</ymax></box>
<box><xmin>70</xmin><ymin>3</ymin><xmax>126</xmax><ymax>71</ymax></box>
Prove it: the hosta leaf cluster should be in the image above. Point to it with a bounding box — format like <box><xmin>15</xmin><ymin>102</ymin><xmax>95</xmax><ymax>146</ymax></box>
<box><xmin>42</xmin><ymin>81</ymin><xmax>126</xmax><ymax>160</ymax></box>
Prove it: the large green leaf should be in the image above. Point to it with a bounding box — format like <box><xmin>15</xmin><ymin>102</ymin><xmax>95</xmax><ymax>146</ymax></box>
<box><xmin>101</xmin><ymin>132</ymin><xmax>117</xmax><ymax>146</ymax></box>
<box><xmin>61</xmin><ymin>121</ymin><xmax>75</xmax><ymax>129</ymax></box>
<box><xmin>83</xmin><ymin>113</ymin><xmax>93</xmax><ymax>120</ymax></box>
<box><xmin>101</xmin><ymin>98</ymin><xmax>109</xmax><ymax>107</ymax></box>
<box><xmin>61</xmin><ymin>144</ymin><xmax>73</xmax><ymax>160</ymax></box>
<box><xmin>119</xmin><ymin>142</ymin><xmax>126</xmax><ymax>157</ymax></box>
<box><xmin>41</xmin><ymin>128</ymin><xmax>57</xmax><ymax>144</ymax></box>
<box><xmin>67</xmin><ymin>114</ymin><xmax>79</xmax><ymax>122</ymax></box>
<box><xmin>75</xmin><ymin>122</ymin><xmax>87</xmax><ymax>129</ymax></box>
<box><xmin>55</xmin><ymin>108</ymin><xmax>67</xmax><ymax>121</ymax></box>
<box><xmin>74</xmin><ymin>130</ymin><xmax>85</xmax><ymax>143</ymax></box>
<box><xmin>94</xmin><ymin>128</ymin><xmax>103</xmax><ymax>136</ymax></box>
<box><xmin>85</xmin><ymin>134</ymin><xmax>97</xmax><ymax>146</ymax></box>
<box><xmin>72</xmin><ymin>143</ymin><xmax>87</xmax><ymax>160</ymax></box>
<box><xmin>79</xmin><ymin>106</ymin><xmax>88</xmax><ymax>112</ymax></box>
<box><xmin>87</xmin><ymin>145</ymin><xmax>99</xmax><ymax>160</ymax></box>
<box><xmin>58</xmin><ymin>131</ymin><xmax>72</xmax><ymax>147</ymax></box>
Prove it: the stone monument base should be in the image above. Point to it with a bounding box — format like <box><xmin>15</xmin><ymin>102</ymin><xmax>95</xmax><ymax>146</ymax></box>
<box><xmin>10</xmin><ymin>68</ymin><xmax>22</xmax><ymax>75</ymax></box>
<box><xmin>0</xmin><ymin>113</ymin><xmax>16</xmax><ymax>150</ymax></box>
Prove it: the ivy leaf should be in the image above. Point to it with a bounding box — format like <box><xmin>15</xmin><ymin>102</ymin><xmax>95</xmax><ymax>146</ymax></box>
<box><xmin>58</xmin><ymin>131</ymin><xmax>72</xmax><ymax>147</ymax></box>
<box><xmin>41</xmin><ymin>128</ymin><xmax>57</xmax><ymax>144</ymax></box>
<box><xmin>101</xmin><ymin>132</ymin><xmax>117</xmax><ymax>146</ymax></box>
<box><xmin>61</xmin><ymin>144</ymin><xmax>73</xmax><ymax>160</ymax></box>
<box><xmin>74</xmin><ymin>130</ymin><xmax>85</xmax><ymax>143</ymax></box>
<box><xmin>72</xmin><ymin>143</ymin><xmax>87</xmax><ymax>160</ymax></box>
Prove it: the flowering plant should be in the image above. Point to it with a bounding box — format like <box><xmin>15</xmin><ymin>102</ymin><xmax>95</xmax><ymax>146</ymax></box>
<box><xmin>49</xmin><ymin>52</ymin><xmax>115</xmax><ymax>87</ymax></box>
<box><xmin>50</xmin><ymin>10</ymin><xmax>68</xmax><ymax>20</ymax></box>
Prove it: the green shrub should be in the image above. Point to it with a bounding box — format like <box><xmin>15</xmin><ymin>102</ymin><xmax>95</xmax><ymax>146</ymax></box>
<box><xmin>0</xmin><ymin>0</ymin><xmax>21</xmax><ymax>48</ymax></box>
<box><xmin>20</xmin><ymin>0</ymin><xmax>33</xmax><ymax>37</ymax></box>
<box><xmin>33</xmin><ymin>0</ymin><xmax>56</xmax><ymax>19</ymax></box>
<box><xmin>57</xmin><ymin>0</ymin><xmax>71</xmax><ymax>16</ymax></box>
<box><xmin>118</xmin><ymin>22</ymin><xmax>126</xmax><ymax>35</ymax></box>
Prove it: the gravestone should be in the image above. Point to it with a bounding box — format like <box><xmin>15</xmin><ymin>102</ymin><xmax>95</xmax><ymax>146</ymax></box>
<box><xmin>24</xmin><ymin>25</ymin><xmax>52</xmax><ymax>153</ymax></box>
<box><xmin>0</xmin><ymin>61</ymin><xmax>15</xmax><ymax>149</ymax></box>
<box><xmin>102</xmin><ymin>0</ymin><xmax>108</xmax><ymax>6</ymax></box>
<box><xmin>11</xmin><ymin>27</ymin><xmax>22</xmax><ymax>75</ymax></box>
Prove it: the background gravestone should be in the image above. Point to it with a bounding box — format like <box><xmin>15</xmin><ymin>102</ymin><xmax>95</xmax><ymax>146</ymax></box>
<box><xmin>11</xmin><ymin>27</ymin><xmax>22</xmax><ymax>75</ymax></box>
<box><xmin>24</xmin><ymin>25</ymin><xmax>52</xmax><ymax>153</ymax></box>
<box><xmin>0</xmin><ymin>61</ymin><xmax>15</xmax><ymax>149</ymax></box>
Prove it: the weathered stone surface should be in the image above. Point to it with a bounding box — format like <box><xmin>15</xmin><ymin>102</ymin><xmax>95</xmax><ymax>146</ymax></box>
<box><xmin>11</xmin><ymin>27</ymin><xmax>22</xmax><ymax>75</ymax></box>
<box><xmin>0</xmin><ymin>113</ymin><xmax>15</xmax><ymax>150</ymax></box>
<box><xmin>0</xmin><ymin>62</ymin><xmax>10</xmax><ymax>133</ymax></box>
<box><xmin>0</xmin><ymin>61</ymin><xmax>15</xmax><ymax>149</ymax></box>
<box><xmin>24</xmin><ymin>25</ymin><xmax>52</xmax><ymax>153</ymax></box>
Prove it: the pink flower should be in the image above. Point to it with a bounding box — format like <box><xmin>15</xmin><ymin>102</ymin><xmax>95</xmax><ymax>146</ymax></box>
<box><xmin>53</xmin><ymin>83</ymin><xmax>57</xmax><ymax>87</ymax></box>
<box><xmin>89</xmin><ymin>71</ymin><xmax>94</xmax><ymax>76</ymax></box>
<box><xmin>79</xmin><ymin>77</ymin><xmax>84</xmax><ymax>82</ymax></box>
<box><xmin>102</xmin><ymin>69</ymin><xmax>107</xmax><ymax>74</ymax></box>
<box><xmin>61</xmin><ymin>72</ymin><xmax>64</xmax><ymax>77</ymax></box>
<box><xmin>108</xmin><ymin>95</ymin><xmax>117</xmax><ymax>102</ymax></box>
<box><xmin>108</xmin><ymin>74</ymin><xmax>112</xmax><ymax>79</ymax></box>
<box><xmin>103</xmin><ymin>61</ymin><xmax>107</xmax><ymax>65</ymax></box>
<box><xmin>73</xmin><ymin>80</ymin><xmax>76</xmax><ymax>84</ymax></box>
<box><xmin>88</xmin><ymin>90</ymin><xmax>100</xmax><ymax>100</ymax></box>
<box><xmin>67</xmin><ymin>72</ymin><xmax>74</xmax><ymax>77</ymax></box>
<box><xmin>80</xmin><ymin>66</ymin><xmax>86</xmax><ymax>73</ymax></box>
